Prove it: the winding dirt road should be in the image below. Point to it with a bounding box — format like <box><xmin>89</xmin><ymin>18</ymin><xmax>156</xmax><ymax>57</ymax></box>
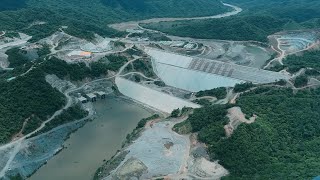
<box><xmin>264</xmin><ymin>36</ymin><xmax>320</xmax><ymax>69</ymax></box>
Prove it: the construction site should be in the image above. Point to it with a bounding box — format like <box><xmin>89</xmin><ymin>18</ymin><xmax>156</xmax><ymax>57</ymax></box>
<box><xmin>1</xmin><ymin>2</ymin><xmax>320</xmax><ymax>179</ymax></box>
<box><xmin>273</xmin><ymin>30</ymin><xmax>319</xmax><ymax>54</ymax></box>
<box><xmin>99</xmin><ymin>115</ymin><xmax>230</xmax><ymax>180</ymax></box>
<box><xmin>0</xmin><ymin>32</ymin><xmax>32</xmax><ymax>70</ymax></box>
<box><xmin>1</xmin><ymin>25</ymin><xmax>319</xmax><ymax>180</ymax></box>
<box><xmin>144</xmin><ymin>48</ymin><xmax>289</xmax><ymax>92</ymax></box>
<box><xmin>40</xmin><ymin>31</ymin><xmax>126</xmax><ymax>64</ymax></box>
<box><xmin>156</xmin><ymin>38</ymin><xmax>274</xmax><ymax>69</ymax></box>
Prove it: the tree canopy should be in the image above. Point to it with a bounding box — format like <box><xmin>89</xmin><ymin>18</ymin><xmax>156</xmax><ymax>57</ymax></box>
<box><xmin>185</xmin><ymin>87</ymin><xmax>320</xmax><ymax>179</ymax></box>
<box><xmin>141</xmin><ymin>0</ymin><xmax>320</xmax><ymax>42</ymax></box>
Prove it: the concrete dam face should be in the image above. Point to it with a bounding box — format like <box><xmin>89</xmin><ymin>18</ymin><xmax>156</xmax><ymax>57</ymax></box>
<box><xmin>115</xmin><ymin>77</ymin><xmax>200</xmax><ymax>113</ymax></box>
<box><xmin>145</xmin><ymin>48</ymin><xmax>290</xmax><ymax>92</ymax></box>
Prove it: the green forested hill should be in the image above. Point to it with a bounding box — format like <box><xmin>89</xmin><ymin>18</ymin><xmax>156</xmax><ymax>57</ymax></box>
<box><xmin>0</xmin><ymin>52</ymin><xmax>138</xmax><ymax>143</ymax></box>
<box><xmin>143</xmin><ymin>15</ymin><xmax>289</xmax><ymax>42</ymax></box>
<box><xmin>225</xmin><ymin>0</ymin><xmax>320</xmax><ymax>22</ymax></box>
<box><xmin>283</xmin><ymin>50</ymin><xmax>320</xmax><ymax>73</ymax></box>
<box><xmin>142</xmin><ymin>0</ymin><xmax>320</xmax><ymax>41</ymax></box>
<box><xmin>0</xmin><ymin>69</ymin><xmax>66</xmax><ymax>144</ymax></box>
<box><xmin>0</xmin><ymin>0</ymin><xmax>228</xmax><ymax>41</ymax></box>
<box><xmin>101</xmin><ymin>0</ymin><xmax>229</xmax><ymax>18</ymax></box>
<box><xmin>184</xmin><ymin>87</ymin><xmax>320</xmax><ymax>179</ymax></box>
<box><xmin>218</xmin><ymin>88</ymin><xmax>320</xmax><ymax>179</ymax></box>
<box><xmin>0</xmin><ymin>0</ymin><xmax>26</xmax><ymax>11</ymax></box>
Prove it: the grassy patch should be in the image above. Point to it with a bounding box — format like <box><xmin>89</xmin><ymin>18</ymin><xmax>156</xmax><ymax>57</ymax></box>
<box><xmin>173</xmin><ymin>120</ymin><xmax>192</xmax><ymax>134</ymax></box>
<box><xmin>196</xmin><ymin>87</ymin><xmax>227</xmax><ymax>99</ymax></box>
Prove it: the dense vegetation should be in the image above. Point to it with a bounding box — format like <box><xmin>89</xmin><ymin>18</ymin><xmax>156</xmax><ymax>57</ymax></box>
<box><xmin>6</xmin><ymin>47</ymin><xmax>29</xmax><ymax>68</ymax></box>
<box><xmin>225</xmin><ymin>0</ymin><xmax>320</xmax><ymax>23</ymax></box>
<box><xmin>8</xmin><ymin>175</ymin><xmax>23</xmax><ymax>180</ymax></box>
<box><xmin>0</xmin><ymin>61</ymin><xmax>33</xmax><ymax>80</ymax></box>
<box><xmin>88</xmin><ymin>55</ymin><xmax>128</xmax><ymax>77</ymax></box>
<box><xmin>294</xmin><ymin>75</ymin><xmax>308</xmax><ymax>88</ymax></box>
<box><xmin>40</xmin><ymin>55</ymin><xmax>128</xmax><ymax>81</ymax></box>
<box><xmin>188</xmin><ymin>105</ymin><xmax>228</xmax><ymax>132</ymax></box>
<box><xmin>0</xmin><ymin>69</ymin><xmax>65</xmax><ymax>143</ymax></box>
<box><xmin>170</xmin><ymin>108</ymin><xmax>181</xmax><ymax>118</ymax></box>
<box><xmin>37</xmin><ymin>44</ymin><xmax>51</xmax><ymax>58</ymax></box>
<box><xmin>193</xmin><ymin>99</ymin><xmax>212</xmax><ymax>107</ymax></box>
<box><xmin>40</xmin><ymin>57</ymin><xmax>91</xmax><ymax>81</ymax></box>
<box><xmin>100</xmin><ymin>55</ymin><xmax>128</xmax><ymax>72</ymax></box>
<box><xmin>142</xmin><ymin>15</ymin><xmax>289</xmax><ymax>42</ymax></box>
<box><xmin>233</xmin><ymin>82</ymin><xmax>255</xmax><ymax>93</ymax></box>
<box><xmin>306</xmin><ymin>69</ymin><xmax>320</xmax><ymax>76</ymax></box>
<box><xmin>30</xmin><ymin>105</ymin><xmax>89</xmax><ymax>137</ymax></box>
<box><xmin>0</xmin><ymin>49</ymin><xmax>134</xmax><ymax>143</ymax></box>
<box><xmin>283</xmin><ymin>50</ymin><xmax>320</xmax><ymax>73</ymax></box>
<box><xmin>185</xmin><ymin>87</ymin><xmax>320</xmax><ymax>179</ymax></box>
<box><xmin>142</xmin><ymin>0</ymin><xmax>320</xmax><ymax>42</ymax></box>
<box><xmin>154</xmin><ymin>81</ymin><xmax>166</xmax><ymax>87</ymax></box>
<box><xmin>0</xmin><ymin>0</ymin><xmax>228</xmax><ymax>41</ymax></box>
<box><xmin>136</xmin><ymin>114</ymin><xmax>160</xmax><ymax>129</ymax></box>
<box><xmin>100</xmin><ymin>0</ymin><xmax>229</xmax><ymax>18</ymax></box>
<box><xmin>0</xmin><ymin>0</ymin><xmax>26</xmax><ymax>11</ymax></box>
<box><xmin>132</xmin><ymin>59</ymin><xmax>156</xmax><ymax>78</ymax></box>
<box><xmin>196</xmin><ymin>87</ymin><xmax>227</xmax><ymax>99</ymax></box>
<box><xmin>128</xmin><ymin>32</ymin><xmax>171</xmax><ymax>41</ymax></box>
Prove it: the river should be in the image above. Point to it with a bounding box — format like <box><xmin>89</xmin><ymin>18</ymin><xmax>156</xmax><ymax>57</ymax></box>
<box><xmin>109</xmin><ymin>3</ymin><xmax>242</xmax><ymax>32</ymax></box>
<box><xmin>30</xmin><ymin>96</ymin><xmax>152</xmax><ymax>180</ymax></box>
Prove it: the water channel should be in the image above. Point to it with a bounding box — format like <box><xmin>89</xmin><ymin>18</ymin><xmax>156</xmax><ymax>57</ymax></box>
<box><xmin>30</xmin><ymin>96</ymin><xmax>152</xmax><ymax>180</ymax></box>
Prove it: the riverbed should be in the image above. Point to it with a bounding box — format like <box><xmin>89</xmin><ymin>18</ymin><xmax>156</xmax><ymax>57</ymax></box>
<box><xmin>30</xmin><ymin>96</ymin><xmax>152</xmax><ymax>180</ymax></box>
<box><xmin>109</xmin><ymin>3</ymin><xmax>242</xmax><ymax>31</ymax></box>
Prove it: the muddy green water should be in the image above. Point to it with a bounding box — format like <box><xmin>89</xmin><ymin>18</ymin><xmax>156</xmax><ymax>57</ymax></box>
<box><xmin>30</xmin><ymin>97</ymin><xmax>151</xmax><ymax>180</ymax></box>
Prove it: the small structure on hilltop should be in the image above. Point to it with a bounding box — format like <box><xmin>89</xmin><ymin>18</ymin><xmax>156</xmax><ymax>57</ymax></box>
<box><xmin>67</xmin><ymin>50</ymin><xmax>92</xmax><ymax>60</ymax></box>
<box><xmin>21</xmin><ymin>43</ymin><xmax>43</xmax><ymax>50</ymax></box>
<box><xmin>184</xmin><ymin>43</ymin><xmax>195</xmax><ymax>49</ymax></box>
<box><xmin>126</xmin><ymin>29</ymin><xmax>144</xmax><ymax>34</ymax></box>
<box><xmin>95</xmin><ymin>91</ymin><xmax>106</xmax><ymax>99</ymax></box>
<box><xmin>78</xmin><ymin>96</ymin><xmax>88</xmax><ymax>103</ymax></box>
<box><xmin>170</xmin><ymin>41</ymin><xmax>185</xmax><ymax>47</ymax></box>
<box><xmin>86</xmin><ymin>93</ymin><xmax>97</xmax><ymax>102</ymax></box>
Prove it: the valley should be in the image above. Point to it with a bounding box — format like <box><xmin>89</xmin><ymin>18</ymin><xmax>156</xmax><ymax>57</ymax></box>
<box><xmin>0</xmin><ymin>1</ymin><xmax>320</xmax><ymax>180</ymax></box>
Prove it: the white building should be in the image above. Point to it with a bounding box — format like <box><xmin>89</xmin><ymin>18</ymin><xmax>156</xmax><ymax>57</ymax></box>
<box><xmin>86</xmin><ymin>93</ymin><xmax>97</xmax><ymax>102</ymax></box>
<box><xmin>95</xmin><ymin>91</ymin><xmax>106</xmax><ymax>99</ymax></box>
<box><xmin>78</xmin><ymin>96</ymin><xmax>88</xmax><ymax>103</ymax></box>
<box><xmin>67</xmin><ymin>50</ymin><xmax>92</xmax><ymax>59</ymax></box>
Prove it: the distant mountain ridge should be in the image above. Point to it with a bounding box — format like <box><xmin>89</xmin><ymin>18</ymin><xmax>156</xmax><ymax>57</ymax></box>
<box><xmin>225</xmin><ymin>0</ymin><xmax>320</xmax><ymax>22</ymax></box>
<box><xmin>100</xmin><ymin>0</ymin><xmax>229</xmax><ymax>17</ymax></box>
<box><xmin>0</xmin><ymin>0</ymin><xmax>229</xmax><ymax>41</ymax></box>
<box><xmin>0</xmin><ymin>0</ymin><xmax>26</xmax><ymax>11</ymax></box>
<box><xmin>102</xmin><ymin>0</ymin><xmax>147</xmax><ymax>11</ymax></box>
<box><xmin>142</xmin><ymin>0</ymin><xmax>320</xmax><ymax>42</ymax></box>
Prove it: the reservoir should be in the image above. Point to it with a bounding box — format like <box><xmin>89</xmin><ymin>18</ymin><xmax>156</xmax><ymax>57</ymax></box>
<box><xmin>30</xmin><ymin>96</ymin><xmax>152</xmax><ymax>180</ymax></box>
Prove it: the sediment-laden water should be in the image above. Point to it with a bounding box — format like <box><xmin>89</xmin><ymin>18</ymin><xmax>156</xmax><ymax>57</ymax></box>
<box><xmin>30</xmin><ymin>96</ymin><xmax>151</xmax><ymax>180</ymax></box>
